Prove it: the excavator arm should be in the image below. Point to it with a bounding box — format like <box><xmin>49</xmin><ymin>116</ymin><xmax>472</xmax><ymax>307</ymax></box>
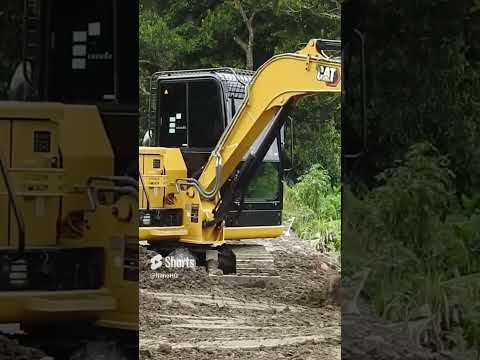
<box><xmin>179</xmin><ymin>39</ymin><xmax>341</xmax><ymax>205</ymax></box>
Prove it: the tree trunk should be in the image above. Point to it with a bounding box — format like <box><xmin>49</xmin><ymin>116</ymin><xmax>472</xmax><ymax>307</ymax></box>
<box><xmin>246</xmin><ymin>30</ymin><xmax>254</xmax><ymax>70</ymax></box>
<box><xmin>233</xmin><ymin>0</ymin><xmax>256</xmax><ymax>70</ymax></box>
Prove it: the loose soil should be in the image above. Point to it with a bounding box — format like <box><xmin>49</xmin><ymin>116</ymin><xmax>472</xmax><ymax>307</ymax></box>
<box><xmin>140</xmin><ymin>234</ymin><xmax>341</xmax><ymax>360</ymax></box>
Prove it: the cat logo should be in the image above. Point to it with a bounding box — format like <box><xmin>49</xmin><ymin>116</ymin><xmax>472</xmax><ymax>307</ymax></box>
<box><xmin>317</xmin><ymin>65</ymin><xmax>340</xmax><ymax>86</ymax></box>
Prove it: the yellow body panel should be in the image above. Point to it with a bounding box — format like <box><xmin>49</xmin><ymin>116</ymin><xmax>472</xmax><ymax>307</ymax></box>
<box><xmin>139</xmin><ymin>226</ymin><xmax>188</xmax><ymax>241</ymax></box>
<box><xmin>0</xmin><ymin>112</ymin><xmax>63</xmax><ymax>248</ymax></box>
<box><xmin>224</xmin><ymin>225</ymin><xmax>284</xmax><ymax>240</ymax></box>
<box><xmin>140</xmin><ymin>225</ymin><xmax>284</xmax><ymax>242</ymax></box>
<box><xmin>139</xmin><ymin>146</ymin><xmax>223</xmax><ymax>246</ymax></box>
<box><xmin>0</xmin><ymin>102</ymin><xmax>138</xmax><ymax>331</ymax></box>
<box><xmin>139</xmin><ymin>147</ymin><xmax>186</xmax><ymax>209</ymax></box>
<box><xmin>0</xmin><ymin>289</ymin><xmax>113</xmax><ymax>323</ymax></box>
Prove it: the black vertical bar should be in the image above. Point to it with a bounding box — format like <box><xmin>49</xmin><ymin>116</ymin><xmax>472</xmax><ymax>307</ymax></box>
<box><xmin>186</xmin><ymin>81</ymin><xmax>189</xmax><ymax>146</ymax></box>
<box><xmin>112</xmin><ymin>0</ymin><xmax>119</xmax><ymax>103</ymax></box>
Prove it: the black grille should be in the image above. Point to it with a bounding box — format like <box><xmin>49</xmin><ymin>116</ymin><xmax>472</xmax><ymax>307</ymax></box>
<box><xmin>33</xmin><ymin>131</ymin><xmax>51</xmax><ymax>152</ymax></box>
<box><xmin>123</xmin><ymin>238</ymin><xmax>138</xmax><ymax>281</ymax></box>
<box><xmin>139</xmin><ymin>208</ymin><xmax>182</xmax><ymax>227</ymax></box>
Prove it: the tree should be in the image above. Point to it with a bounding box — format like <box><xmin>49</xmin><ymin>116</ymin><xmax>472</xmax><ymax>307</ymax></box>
<box><xmin>232</xmin><ymin>0</ymin><xmax>256</xmax><ymax>70</ymax></box>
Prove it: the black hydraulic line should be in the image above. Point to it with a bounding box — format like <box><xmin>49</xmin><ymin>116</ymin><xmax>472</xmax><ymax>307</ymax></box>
<box><xmin>0</xmin><ymin>157</ymin><xmax>25</xmax><ymax>260</ymax></box>
<box><xmin>139</xmin><ymin>173</ymin><xmax>151</xmax><ymax>210</ymax></box>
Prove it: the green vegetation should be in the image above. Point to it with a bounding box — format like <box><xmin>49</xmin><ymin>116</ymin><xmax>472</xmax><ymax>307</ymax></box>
<box><xmin>284</xmin><ymin>164</ymin><xmax>340</xmax><ymax>252</ymax></box>
<box><xmin>344</xmin><ymin>143</ymin><xmax>480</xmax><ymax>352</ymax></box>
<box><xmin>244</xmin><ymin>162</ymin><xmax>281</xmax><ymax>201</ymax></box>
<box><xmin>342</xmin><ymin>0</ymin><xmax>480</xmax><ymax>354</ymax></box>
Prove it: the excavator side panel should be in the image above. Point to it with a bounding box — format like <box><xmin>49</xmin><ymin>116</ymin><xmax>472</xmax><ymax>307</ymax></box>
<box><xmin>0</xmin><ymin>103</ymin><xmax>138</xmax><ymax>331</ymax></box>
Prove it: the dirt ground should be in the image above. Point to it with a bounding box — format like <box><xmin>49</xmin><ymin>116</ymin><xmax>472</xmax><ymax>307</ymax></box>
<box><xmin>139</xmin><ymin>234</ymin><xmax>341</xmax><ymax>360</ymax></box>
<box><xmin>0</xmin><ymin>334</ymin><xmax>49</xmax><ymax>360</ymax></box>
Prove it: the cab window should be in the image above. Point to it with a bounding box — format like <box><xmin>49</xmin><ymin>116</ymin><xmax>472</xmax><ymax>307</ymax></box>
<box><xmin>157</xmin><ymin>78</ymin><xmax>224</xmax><ymax>148</ymax></box>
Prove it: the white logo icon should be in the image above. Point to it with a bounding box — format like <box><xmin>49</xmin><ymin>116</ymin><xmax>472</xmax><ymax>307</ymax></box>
<box><xmin>317</xmin><ymin>65</ymin><xmax>337</xmax><ymax>84</ymax></box>
<box><xmin>150</xmin><ymin>254</ymin><xmax>163</xmax><ymax>270</ymax></box>
<box><xmin>149</xmin><ymin>250</ymin><xmax>197</xmax><ymax>271</ymax></box>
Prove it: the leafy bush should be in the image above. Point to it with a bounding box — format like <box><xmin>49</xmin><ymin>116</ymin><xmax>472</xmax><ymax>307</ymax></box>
<box><xmin>344</xmin><ymin>142</ymin><xmax>480</xmax><ymax>352</ymax></box>
<box><xmin>284</xmin><ymin>164</ymin><xmax>340</xmax><ymax>252</ymax></box>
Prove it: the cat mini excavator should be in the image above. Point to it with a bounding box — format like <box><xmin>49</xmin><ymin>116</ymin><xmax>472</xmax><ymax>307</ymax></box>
<box><xmin>0</xmin><ymin>0</ymin><xmax>138</xmax><ymax>358</ymax></box>
<box><xmin>139</xmin><ymin>39</ymin><xmax>341</xmax><ymax>278</ymax></box>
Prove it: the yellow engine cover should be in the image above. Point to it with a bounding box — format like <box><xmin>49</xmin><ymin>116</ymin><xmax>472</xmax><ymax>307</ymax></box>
<box><xmin>0</xmin><ymin>102</ymin><xmax>138</xmax><ymax>331</ymax></box>
<box><xmin>0</xmin><ymin>103</ymin><xmax>64</xmax><ymax>248</ymax></box>
<box><xmin>139</xmin><ymin>147</ymin><xmax>187</xmax><ymax>209</ymax></box>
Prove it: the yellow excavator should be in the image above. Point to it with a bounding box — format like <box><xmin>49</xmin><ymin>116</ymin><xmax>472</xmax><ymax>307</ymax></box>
<box><xmin>0</xmin><ymin>1</ymin><xmax>138</xmax><ymax>358</ymax></box>
<box><xmin>139</xmin><ymin>39</ymin><xmax>341</xmax><ymax>277</ymax></box>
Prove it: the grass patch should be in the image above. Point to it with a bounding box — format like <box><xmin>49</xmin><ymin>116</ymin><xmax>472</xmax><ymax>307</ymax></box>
<box><xmin>283</xmin><ymin>164</ymin><xmax>341</xmax><ymax>252</ymax></box>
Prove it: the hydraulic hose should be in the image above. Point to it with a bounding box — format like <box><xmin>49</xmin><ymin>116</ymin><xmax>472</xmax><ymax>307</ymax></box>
<box><xmin>176</xmin><ymin>154</ymin><xmax>222</xmax><ymax>200</ymax></box>
<box><xmin>0</xmin><ymin>158</ymin><xmax>25</xmax><ymax>260</ymax></box>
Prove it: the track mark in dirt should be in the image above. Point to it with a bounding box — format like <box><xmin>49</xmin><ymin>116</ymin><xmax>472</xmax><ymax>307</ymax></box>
<box><xmin>141</xmin><ymin>330</ymin><xmax>339</xmax><ymax>350</ymax></box>
<box><xmin>141</xmin><ymin>289</ymin><xmax>303</xmax><ymax>312</ymax></box>
<box><xmin>140</xmin><ymin>235</ymin><xmax>341</xmax><ymax>360</ymax></box>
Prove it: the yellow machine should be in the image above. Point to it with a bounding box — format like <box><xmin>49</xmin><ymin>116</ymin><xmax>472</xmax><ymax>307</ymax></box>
<box><xmin>139</xmin><ymin>39</ymin><xmax>341</xmax><ymax>276</ymax></box>
<box><xmin>0</xmin><ymin>103</ymin><xmax>138</xmax><ymax>326</ymax></box>
<box><xmin>0</xmin><ymin>107</ymin><xmax>138</xmax><ymax>356</ymax></box>
<box><xmin>0</xmin><ymin>1</ymin><xmax>138</xmax><ymax>358</ymax></box>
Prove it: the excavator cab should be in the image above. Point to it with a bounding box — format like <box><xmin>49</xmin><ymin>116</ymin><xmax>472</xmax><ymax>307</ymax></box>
<box><xmin>143</xmin><ymin>69</ymin><xmax>283</xmax><ymax>229</ymax></box>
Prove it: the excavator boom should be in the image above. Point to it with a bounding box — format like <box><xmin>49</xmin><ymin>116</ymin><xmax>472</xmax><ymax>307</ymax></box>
<box><xmin>181</xmin><ymin>39</ymin><xmax>341</xmax><ymax>202</ymax></box>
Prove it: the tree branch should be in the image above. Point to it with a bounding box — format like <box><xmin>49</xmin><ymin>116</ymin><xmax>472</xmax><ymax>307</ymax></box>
<box><xmin>234</xmin><ymin>0</ymin><xmax>249</xmax><ymax>24</ymax></box>
<box><xmin>233</xmin><ymin>36</ymin><xmax>248</xmax><ymax>52</ymax></box>
<box><xmin>318</xmin><ymin>12</ymin><xmax>341</xmax><ymax>20</ymax></box>
<box><xmin>139</xmin><ymin>59</ymin><xmax>162</xmax><ymax>68</ymax></box>
<box><xmin>232</xmin><ymin>0</ymin><xmax>256</xmax><ymax>69</ymax></box>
